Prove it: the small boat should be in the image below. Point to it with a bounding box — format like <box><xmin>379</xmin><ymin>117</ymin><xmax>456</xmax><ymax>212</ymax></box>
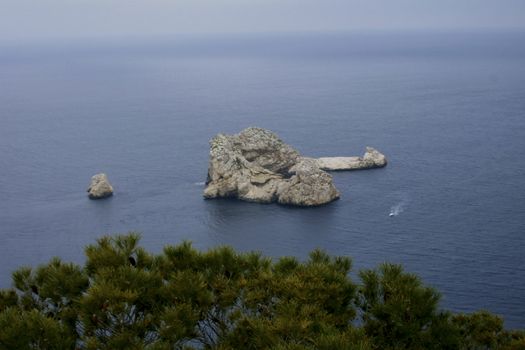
<box><xmin>389</xmin><ymin>212</ymin><xmax>394</xmax><ymax>217</ymax></box>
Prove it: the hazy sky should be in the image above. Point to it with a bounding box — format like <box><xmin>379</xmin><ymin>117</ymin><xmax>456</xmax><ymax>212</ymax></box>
<box><xmin>2</xmin><ymin>0</ymin><xmax>525</xmax><ymax>42</ymax></box>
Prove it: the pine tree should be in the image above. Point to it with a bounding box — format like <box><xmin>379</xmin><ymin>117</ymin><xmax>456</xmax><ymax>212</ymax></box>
<box><xmin>0</xmin><ymin>233</ymin><xmax>523</xmax><ymax>349</ymax></box>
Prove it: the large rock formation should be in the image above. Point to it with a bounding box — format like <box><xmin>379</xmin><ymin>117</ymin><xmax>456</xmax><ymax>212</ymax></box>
<box><xmin>316</xmin><ymin>147</ymin><xmax>387</xmax><ymax>171</ymax></box>
<box><xmin>204</xmin><ymin>127</ymin><xmax>340</xmax><ymax>206</ymax></box>
<box><xmin>87</xmin><ymin>173</ymin><xmax>114</xmax><ymax>199</ymax></box>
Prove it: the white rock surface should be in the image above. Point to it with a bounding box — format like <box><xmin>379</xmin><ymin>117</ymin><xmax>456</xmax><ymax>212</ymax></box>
<box><xmin>204</xmin><ymin>127</ymin><xmax>339</xmax><ymax>206</ymax></box>
<box><xmin>317</xmin><ymin>147</ymin><xmax>387</xmax><ymax>171</ymax></box>
<box><xmin>87</xmin><ymin>173</ymin><xmax>114</xmax><ymax>199</ymax></box>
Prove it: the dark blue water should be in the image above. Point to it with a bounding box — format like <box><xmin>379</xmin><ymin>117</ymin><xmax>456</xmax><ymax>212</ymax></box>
<box><xmin>1</xmin><ymin>32</ymin><xmax>524</xmax><ymax>328</ymax></box>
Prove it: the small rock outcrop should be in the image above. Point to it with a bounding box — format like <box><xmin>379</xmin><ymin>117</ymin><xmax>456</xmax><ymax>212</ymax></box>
<box><xmin>276</xmin><ymin>158</ymin><xmax>340</xmax><ymax>206</ymax></box>
<box><xmin>204</xmin><ymin>127</ymin><xmax>340</xmax><ymax>206</ymax></box>
<box><xmin>87</xmin><ymin>173</ymin><xmax>113</xmax><ymax>199</ymax></box>
<box><xmin>317</xmin><ymin>147</ymin><xmax>387</xmax><ymax>171</ymax></box>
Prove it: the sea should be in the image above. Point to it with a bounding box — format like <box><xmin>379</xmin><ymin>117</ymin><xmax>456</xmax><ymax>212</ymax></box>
<box><xmin>1</xmin><ymin>31</ymin><xmax>524</xmax><ymax>328</ymax></box>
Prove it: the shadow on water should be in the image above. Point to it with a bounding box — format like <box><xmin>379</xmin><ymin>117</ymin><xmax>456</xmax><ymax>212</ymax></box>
<box><xmin>202</xmin><ymin>197</ymin><xmax>339</xmax><ymax>254</ymax></box>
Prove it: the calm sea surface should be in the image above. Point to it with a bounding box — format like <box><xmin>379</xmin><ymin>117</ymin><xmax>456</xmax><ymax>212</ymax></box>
<box><xmin>1</xmin><ymin>32</ymin><xmax>524</xmax><ymax>328</ymax></box>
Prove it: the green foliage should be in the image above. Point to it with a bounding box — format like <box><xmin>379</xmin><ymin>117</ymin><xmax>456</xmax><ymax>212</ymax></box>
<box><xmin>0</xmin><ymin>308</ymin><xmax>75</xmax><ymax>349</ymax></box>
<box><xmin>358</xmin><ymin>263</ymin><xmax>459</xmax><ymax>349</ymax></box>
<box><xmin>219</xmin><ymin>249</ymin><xmax>357</xmax><ymax>349</ymax></box>
<box><xmin>0</xmin><ymin>289</ymin><xmax>17</xmax><ymax>312</ymax></box>
<box><xmin>452</xmin><ymin>311</ymin><xmax>525</xmax><ymax>350</ymax></box>
<box><xmin>0</xmin><ymin>233</ymin><xmax>523</xmax><ymax>349</ymax></box>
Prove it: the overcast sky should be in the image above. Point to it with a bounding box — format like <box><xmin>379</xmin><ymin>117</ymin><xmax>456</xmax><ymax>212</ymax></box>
<box><xmin>2</xmin><ymin>0</ymin><xmax>525</xmax><ymax>42</ymax></box>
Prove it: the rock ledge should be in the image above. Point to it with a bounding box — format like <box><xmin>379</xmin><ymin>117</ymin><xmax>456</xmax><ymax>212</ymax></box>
<box><xmin>317</xmin><ymin>147</ymin><xmax>387</xmax><ymax>171</ymax></box>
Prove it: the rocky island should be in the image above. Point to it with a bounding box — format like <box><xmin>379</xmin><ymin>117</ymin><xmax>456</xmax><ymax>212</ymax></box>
<box><xmin>87</xmin><ymin>173</ymin><xmax>114</xmax><ymax>199</ymax></box>
<box><xmin>204</xmin><ymin>127</ymin><xmax>387</xmax><ymax>206</ymax></box>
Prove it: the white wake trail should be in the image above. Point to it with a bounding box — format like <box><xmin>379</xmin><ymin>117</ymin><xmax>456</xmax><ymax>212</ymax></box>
<box><xmin>389</xmin><ymin>202</ymin><xmax>405</xmax><ymax>216</ymax></box>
